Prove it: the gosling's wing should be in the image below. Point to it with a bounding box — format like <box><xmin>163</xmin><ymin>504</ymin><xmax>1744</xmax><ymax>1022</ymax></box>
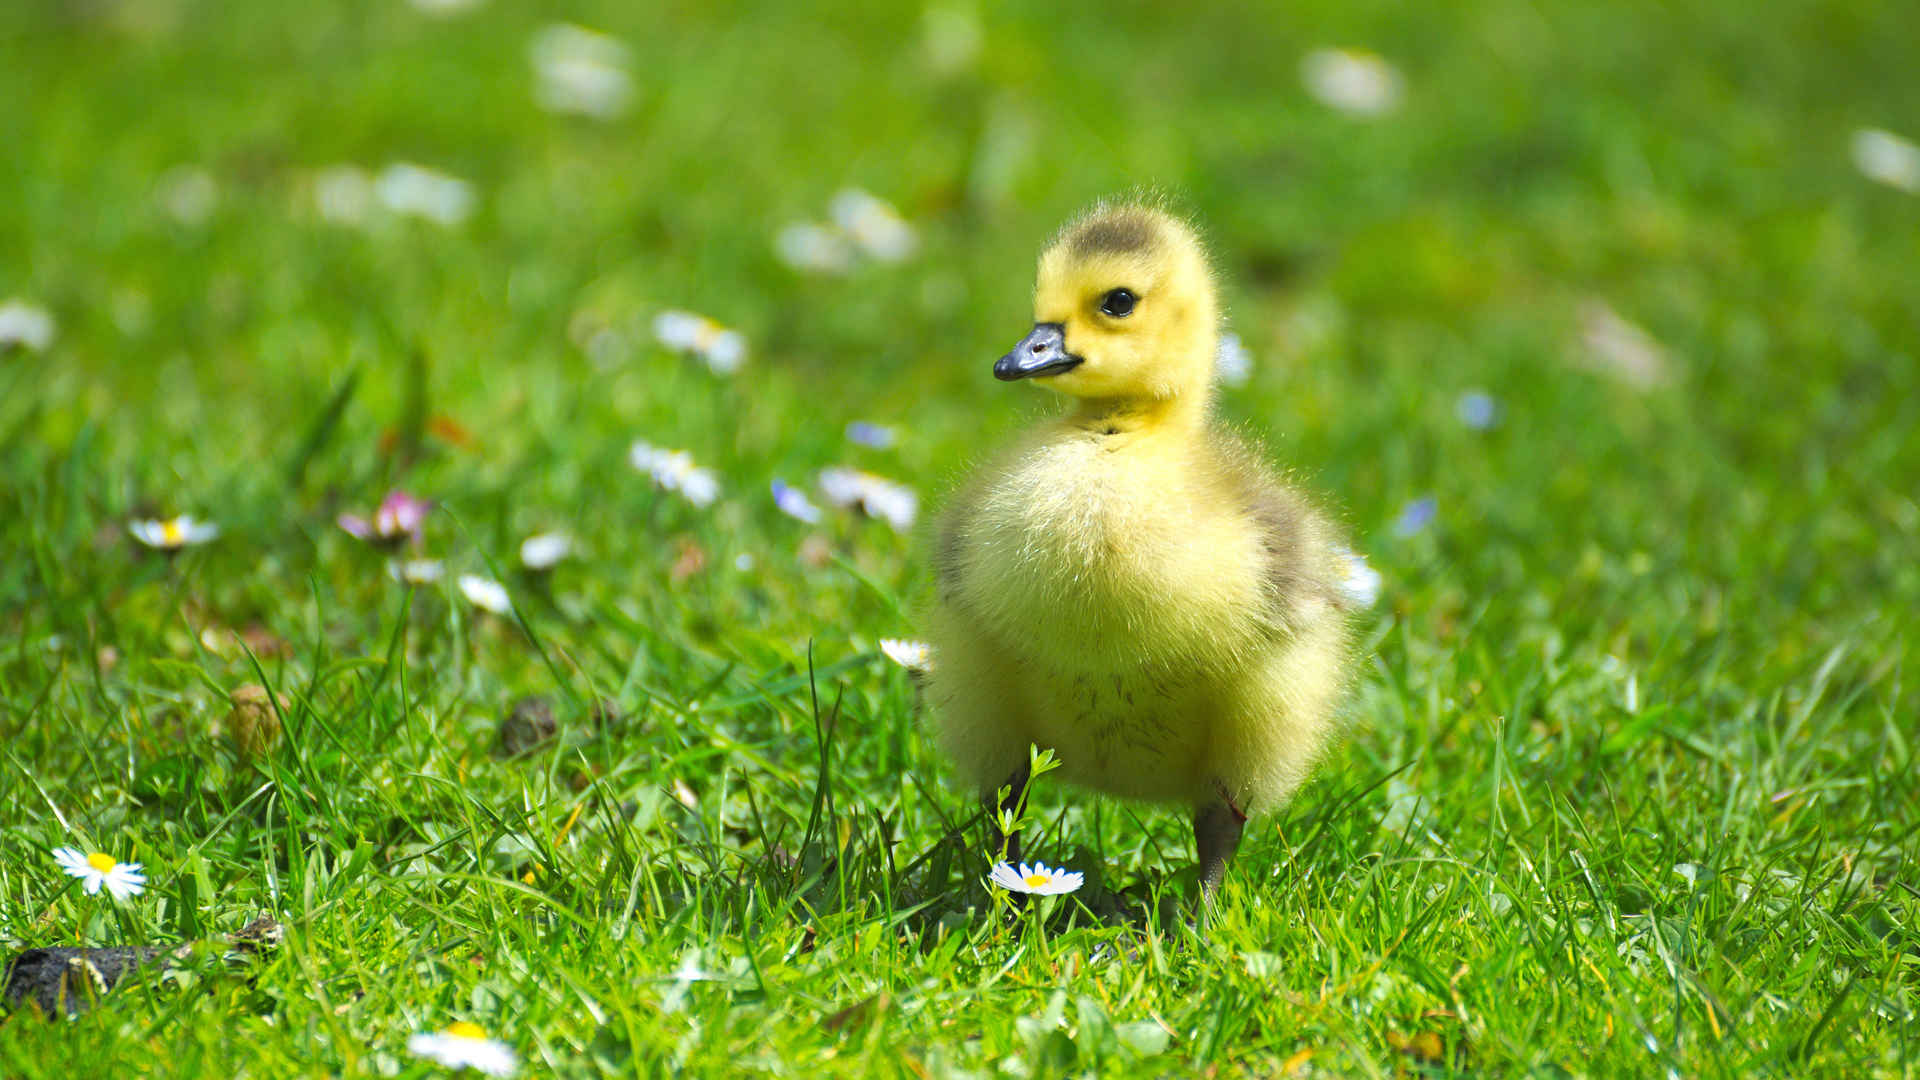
<box><xmin>1209</xmin><ymin>432</ymin><xmax>1355</xmax><ymax>631</ymax></box>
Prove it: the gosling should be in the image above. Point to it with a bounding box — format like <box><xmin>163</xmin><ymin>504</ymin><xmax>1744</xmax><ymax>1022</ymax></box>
<box><xmin>926</xmin><ymin>202</ymin><xmax>1362</xmax><ymax>898</ymax></box>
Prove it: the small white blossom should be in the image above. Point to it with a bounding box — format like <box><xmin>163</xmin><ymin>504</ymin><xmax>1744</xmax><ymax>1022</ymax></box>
<box><xmin>818</xmin><ymin>467</ymin><xmax>917</xmax><ymax>532</ymax></box>
<box><xmin>988</xmin><ymin>860</ymin><xmax>1083</xmax><ymax>896</ymax></box>
<box><xmin>631</xmin><ymin>441</ymin><xmax>721</xmax><ymax>507</ymax></box>
<box><xmin>774</xmin><ymin>222</ymin><xmax>855</xmax><ymax>273</ymax></box>
<box><xmin>129</xmin><ymin>515</ymin><xmax>220</xmax><ymax>550</ymax></box>
<box><xmin>519</xmin><ymin>532</ymin><xmax>573</xmax><ymax>570</ymax></box>
<box><xmin>52</xmin><ymin>847</ymin><xmax>147</xmax><ymax>900</ymax></box>
<box><xmin>0</xmin><ymin>299</ymin><xmax>56</xmax><ymax>352</ymax></box>
<box><xmin>1215</xmin><ymin>331</ymin><xmax>1252</xmax><ymax>387</ymax></box>
<box><xmin>1301</xmin><ymin>48</ymin><xmax>1402</xmax><ymax>115</ymax></box>
<box><xmin>770</xmin><ymin>479</ymin><xmax>822</xmax><ymax>524</ymax></box>
<box><xmin>1336</xmin><ymin>548</ymin><xmax>1382</xmax><ymax>608</ymax></box>
<box><xmin>829</xmin><ymin>189</ymin><xmax>917</xmax><ymax>262</ymax></box>
<box><xmin>652</xmin><ymin>310</ymin><xmax>746</xmax><ymax>374</ymax></box>
<box><xmin>531</xmin><ymin>23</ymin><xmax>635</xmax><ymax>120</ymax></box>
<box><xmin>1578</xmin><ymin>300</ymin><xmax>1669</xmax><ymax>390</ymax></box>
<box><xmin>388</xmin><ymin>558</ymin><xmax>445</xmax><ymax>585</ymax></box>
<box><xmin>458</xmin><ymin>574</ymin><xmax>512</xmax><ymax>615</ymax></box>
<box><xmin>879</xmin><ymin>638</ymin><xmax>932</xmax><ymax>672</ymax></box>
<box><xmin>408</xmin><ymin>1023</ymin><xmax>518</xmax><ymax>1077</ymax></box>
<box><xmin>375</xmin><ymin>162</ymin><xmax>475</xmax><ymax>226</ymax></box>
<box><xmin>1852</xmin><ymin>128</ymin><xmax>1920</xmax><ymax>193</ymax></box>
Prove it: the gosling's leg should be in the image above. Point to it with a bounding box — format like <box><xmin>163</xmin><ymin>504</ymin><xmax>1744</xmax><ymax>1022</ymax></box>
<box><xmin>1193</xmin><ymin>799</ymin><xmax>1247</xmax><ymax>901</ymax></box>
<box><xmin>984</xmin><ymin>761</ymin><xmax>1031</xmax><ymax>865</ymax></box>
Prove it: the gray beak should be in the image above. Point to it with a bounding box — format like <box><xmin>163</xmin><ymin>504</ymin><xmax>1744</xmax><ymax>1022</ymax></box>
<box><xmin>994</xmin><ymin>322</ymin><xmax>1084</xmax><ymax>381</ymax></box>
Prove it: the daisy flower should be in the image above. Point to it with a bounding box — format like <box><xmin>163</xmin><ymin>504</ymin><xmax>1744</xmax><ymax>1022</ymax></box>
<box><xmin>530</xmin><ymin>23</ymin><xmax>635</xmax><ymax>120</ymax></box>
<box><xmin>1301</xmin><ymin>48</ymin><xmax>1403</xmax><ymax>115</ymax></box>
<box><xmin>652</xmin><ymin>310</ymin><xmax>746</xmax><ymax>375</ymax></box>
<box><xmin>408</xmin><ymin>1022</ymin><xmax>518</xmax><ymax>1077</ymax></box>
<box><xmin>52</xmin><ymin>847</ymin><xmax>147</xmax><ymax>900</ymax></box>
<box><xmin>844</xmin><ymin>421</ymin><xmax>896</xmax><ymax>449</ymax></box>
<box><xmin>459</xmin><ymin>575</ymin><xmax>512</xmax><ymax>615</ymax></box>
<box><xmin>1852</xmin><ymin>127</ymin><xmax>1920</xmax><ymax>193</ymax></box>
<box><xmin>129</xmin><ymin>515</ymin><xmax>220</xmax><ymax>551</ymax></box>
<box><xmin>1215</xmin><ymin>331</ymin><xmax>1252</xmax><ymax>387</ymax></box>
<box><xmin>630</xmin><ymin>441</ymin><xmax>720</xmax><ymax>507</ymax></box>
<box><xmin>770</xmin><ymin>479</ymin><xmax>822</xmax><ymax>524</ymax></box>
<box><xmin>339</xmin><ymin>490</ymin><xmax>431</xmax><ymax>546</ymax></box>
<box><xmin>829</xmin><ymin>188</ymin><xmax>916</xmax><ymax>262</ymax></box>
<box><xmin>879</xmin><ymin>638</ymin><xmax>933</xmax><ymax>672</ymax></box>
<box><xmin>374</xmin><ymin>163</ymin><xmax>475</xmax><ymax>226</ymax></box>
<box><xmin>1336</xmin><ymin>548</ymin><xmax>1382</xmax><ymax>609</ymax></box>
<box><xmin>988</xmin><ymin>860</ymin><xmax>1084</xmax><ymax>896</ymax></box>
<box><xmin>519</xmin><ymin>532</ymin><xmax>573</xmax><ymax>571</ymax></box>
<box><xmin>818</xmin><ymin>467</ymin><xmax>917</xmax><ymax>532</ymax></box>
<box><xmin>388</xmin><ymin>558</ymin><xmax>446</xmax><ymax>585</ymax></box>
<box><xmin>0</xmin><ymin>299</ymin><xmax>57</xmax><ymax>353</ymax></box>
<box><xmin>774</xmin><ymin>222</ymin><xmax>854</xmax><ymax>274</ymax></box>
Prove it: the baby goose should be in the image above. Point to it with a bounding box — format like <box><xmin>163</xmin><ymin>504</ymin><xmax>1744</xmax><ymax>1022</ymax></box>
<box><xmin>926</xmin><ymin>202</ymin><xmax>1360</xmax><ymax>898</ymax></box>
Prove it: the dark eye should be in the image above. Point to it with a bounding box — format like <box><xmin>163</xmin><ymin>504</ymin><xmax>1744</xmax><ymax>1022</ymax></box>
<box><xmin>1099</xmin><ymin>288</ymin><xmax>1137</xmax><ymax>318</ymax></box>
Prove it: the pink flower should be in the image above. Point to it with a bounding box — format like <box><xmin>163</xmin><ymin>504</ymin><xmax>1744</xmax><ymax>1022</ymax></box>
<box><xmin>338</xmin><ymin>490</ymin><xmax>431</xmax><ymax>546</ymax></box>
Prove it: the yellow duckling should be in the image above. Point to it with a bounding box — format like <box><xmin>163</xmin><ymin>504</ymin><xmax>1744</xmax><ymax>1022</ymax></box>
<box><xmin>926</xmin><ymin>201</ymin><xmax>1361</xmax><ymax>897</ymax></box>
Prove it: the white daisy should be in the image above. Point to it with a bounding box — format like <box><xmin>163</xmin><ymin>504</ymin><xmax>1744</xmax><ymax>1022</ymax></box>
<box><xmin>1300</xmin><ymin>48</ymin><xmax>1403</xmax><ymax>115</ymax></box>
<box><xmin>0</xmin><ymin>299</ymin><xmax>57</xmax><ymax>353</ymax></box>
<box><xmin>1336</xmin><ymin>548</ymin><xmax>1382</xmax><ymax>609</ymax></box>
<box><xmin>988</xmin><ymin>860</ymin><xmax>1083</xmax><ymax>896</ymax></box>
<box><xmin>388</xmin><ymin>558</ymin><xmax>446</xmax><ymax>585</ymax></box>
<box><xmin>652</xmin><ymin>309</ymin><xmax>747</xmax><ymax>374</ymax></box>
<box><xmin>770</xmin><ymin>479</ymin><xmax>822</xmax><ymax>524</ymax></box>
<box><xmin>519</xmin><ymin>532</ymin><xmax>573</xmax><ymax>570</ymax></box>
<box><xmin>530</xmin><ymin>23</ymin><xmax>635</xmax><ymax>120</ymax></box>
<box><xmin>129</xmin><ymin>515</ymin><xmax>220</xmax><ymax>551</ymax></box>
<box><xmin>818</xmin><ymin>467</ymin><xmax>917</xmax><ymax>532</ymax></box>
<box><xmin>52</xmin><ymin>847</ymin><xmax>147</xmax><ymax>900</ymax></box>
<box><xmin>829</xmin><ymin>188</ymin><xmax>916</xmax><ymax>262</ymax></box>
<box><xmin>1851</xmin><ymin>127</ymin><xmax>1920</xmax><ymax>193</ymax></box>
<box><xmin>458</xmin><ymin>575</ymin><xmax>512</xmax><ymax>615</ymax></box>
<box><xmin>1215</xmin><ymin>331</ymin><xmax>1252</xmax><ymax>387</ymax></box>
<box><xmin>630</xmin><ymin>441</ymin><xmax>721</xmax><ymax>507</ymax></box>
<box><xmin>878</xmin><ymin>638</ymin><xmax>932</xmax><ymax>672</ymax></box>
<box><xmin>408</xmin><ymin>1022</ymin><xmax>518</xmax><ymax>1077</ymax></box>
<box><xmin>774</xmin><ymin>222</ymin><xmax>854</xmax><ymax>274</ymax></box>
<box><xmin>375</xmin><ymin>162</ymin><xmax>475</xmax><ymax>226</ymax></box>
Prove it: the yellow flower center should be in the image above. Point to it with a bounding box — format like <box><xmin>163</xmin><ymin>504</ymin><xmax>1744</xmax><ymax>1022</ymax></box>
<box><xmin>445</xmin><ymin>1021</ymin><xmax>487</xmax><ymax>1041</ymax></box>
<box><xmin>1024</xmin><ymin>873</ymin><xmax>1049</xmax><ymax>888</ymax></box>
<box><xmin>87</xmin><ymin>852</ymin><xmax>118</xmax><ymax>872</ymax></box>
<box><xmin>161</xmin><ymin>520</ymin><xmax>184</xmax><ymax>545</ymax></box>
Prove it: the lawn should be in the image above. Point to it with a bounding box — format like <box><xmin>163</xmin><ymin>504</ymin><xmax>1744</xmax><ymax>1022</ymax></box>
<box><xmin>2</xmin><ymin>0</ymin><xmax>1917</xmax><ymax>1075</ymax></box>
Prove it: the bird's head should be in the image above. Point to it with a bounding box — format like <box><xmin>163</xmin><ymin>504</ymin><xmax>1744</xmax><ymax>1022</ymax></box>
<box><xmin>994</xmin><ymin>203</ymin><xmax>1219</xmax><ymax>413</ymax></box>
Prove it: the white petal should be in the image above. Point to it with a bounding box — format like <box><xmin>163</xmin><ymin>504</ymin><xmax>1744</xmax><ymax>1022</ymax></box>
<box><xmin>702</xmin><ymin>329</ymin><xmax>746</xmax><ymax>374</ymax></box>
<box><xmin>458</xmin><ymin>575</ymin><xmax>513</xmax><ymax>615</ymax></box>
<box><xmin>531</xmin><ymin>24</ymin><xmax>634</xmax><ymax>120</ymax></box>
<box><xmin>775</xmin><ymin>222</ymin><xmax>853</xmax><ymax>273</ymax></box>
<box><xmin>879</xmin><ymin>638</ymin><xmax>932</xmax><ymax>671</ymax></box>
<box><xmin>652</xmin><ymin>310</ymin><xmax>705</xmax><ymax>351</ymax></box>
<box><xmin>1301</xmin><ymin>48</ymin><xmax>1403</xmax><ymax>115</ymax></box>
<box><xmin>0</xmin><ymin>299</ymin><xmax>57</xmax><ymax>352</ymax></box>
<box><xmin>1852</xmin><ymin>128</ymin><xmax>1920</xmax><ymax>193</ymax></box>
<box><xmin>375</xmin><ymin>163</ymin><xmax>475</xmax><ymax>226</ymax></box>
<box><xmin>519</xmin><ymin>533</ymin><xmax>573</xmax><ymax>570</ymax></box>
<box><xmin>51</xmin><ymin>847</ymin><xmax>90</xmax><ymax>874</ymax></box>
<box><xmin>313</xmin><ymin>165</ymin><xmax>375</xmax><ymax>225</ymax></box>
<box><xmin>389</xmin><ymin>558</ymin><xmax>446</xmax><ymax>585</ymax></box>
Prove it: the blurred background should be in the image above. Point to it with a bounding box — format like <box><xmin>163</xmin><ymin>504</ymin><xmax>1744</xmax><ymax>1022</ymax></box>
<box><xmin>2</xmin><ymin>1</ymin><xmax>1916</xmax><ymax>1071</ymax></box>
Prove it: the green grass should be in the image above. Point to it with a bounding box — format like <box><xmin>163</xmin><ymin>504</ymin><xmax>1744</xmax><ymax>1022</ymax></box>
<box><xmin>3</xmin><ymin>0</ymin><xmax>1917</xmax><ymax>1075</ymax></box>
